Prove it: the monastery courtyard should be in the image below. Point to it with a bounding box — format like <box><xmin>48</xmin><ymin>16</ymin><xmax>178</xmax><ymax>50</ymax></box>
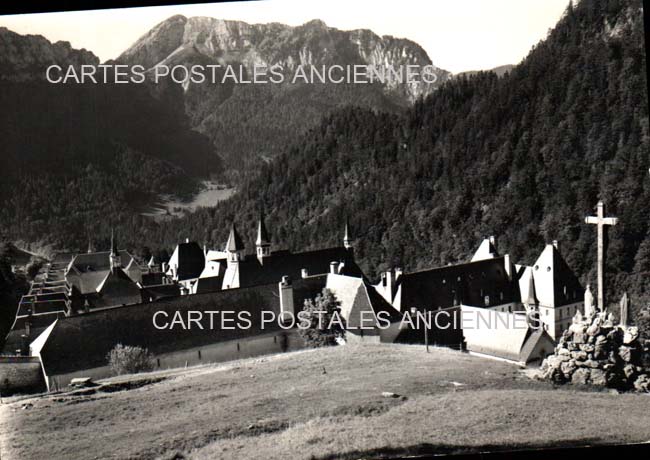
<box><xmin>2</xmin><ymin>344</ymin><xmax>650</xmax><ymax>460</ymax></box>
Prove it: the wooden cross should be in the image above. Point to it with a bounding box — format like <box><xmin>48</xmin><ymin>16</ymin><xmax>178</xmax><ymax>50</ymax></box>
<box><xmin>585</xmin><ymin>201</ymin><xmax>618</xmax><ymax>312</ymax></box>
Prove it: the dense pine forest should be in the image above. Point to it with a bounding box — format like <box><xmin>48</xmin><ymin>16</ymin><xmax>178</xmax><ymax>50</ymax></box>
<box><xmin>0</xmin><ymin>0</ymin><xmax>648</xmax><ymax>316</ymax></box>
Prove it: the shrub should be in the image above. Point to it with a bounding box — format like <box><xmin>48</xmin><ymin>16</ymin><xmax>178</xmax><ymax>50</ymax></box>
<box><xmin>107</xmin><ymin>343</ymin><xmax>155</xmax><ymax>376</ymax></box>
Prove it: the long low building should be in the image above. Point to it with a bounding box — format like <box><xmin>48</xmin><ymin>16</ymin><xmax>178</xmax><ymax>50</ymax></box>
<box><xmin>30</xmin><ymin>277</ymin><xmax>322</xmax><ymax>391</ymax></box>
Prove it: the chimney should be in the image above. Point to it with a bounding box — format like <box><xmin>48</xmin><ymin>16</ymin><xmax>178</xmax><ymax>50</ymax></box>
<box><xmin>301</xmin><ymin>268</ymin><xmax>309</xmax><ymax>278</ymax></box>
<box><xmin>552</xmin><ymin>240</ymin><xmax>559</xmax><ymax>250</ymax></box>
<box><xmin>204</xmin><ymin>244</ymin><xmax>208</xmax><ymax>256</ymax></box>
<box><xmin>330</xmin><ymin>261</ymin><xmax>338</xmax><ymax>274</ymax></box>
<box><xmin>504</xmin><ymin>254</ymin><xmax>512</xmax><ymax>280</ymax></box>
<box><xmin>185</xmin><ymin>238</ymin><xmax>190</xmax><ymax>243</ymax></box>
<box><xmin>279</xmin><ymin>276</ymin><xmax>294</xmax><ymax>324</ymax></box>
<box><xmin>489</xmin><ymin>235</ymin><xmax>496</xmax><ymax>246</ymax></box>
<box><xmin>380</xmin><ymin>268</ymin><xmax>400</xmax><ymax>304</ymax></box>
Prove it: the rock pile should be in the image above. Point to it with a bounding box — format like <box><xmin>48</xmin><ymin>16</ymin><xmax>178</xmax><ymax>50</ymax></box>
<box><xmin>540</xmin><ymin>310</ymin><xmax>650</xmax><ymax>392</ymax></box>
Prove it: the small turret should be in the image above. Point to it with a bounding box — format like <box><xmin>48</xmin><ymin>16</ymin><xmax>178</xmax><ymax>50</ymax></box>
<box><xmin>109</xmin><ymin>229</ymin><xmax>122</xmax><ymax>273</ymax></box>
<box><xmin>87</xmin><ymin>236</ymin><xmax>95</xmax><ymax>254</ymax></box>
<box><xmin>256</xmin><ymin>210</ymin><xmax>271</xmax><ymax>263</ymax></box>
<box><xmin>343</xmin><ymin>219</ymin><xmax>352</xmax><ymax>250</ymax></box>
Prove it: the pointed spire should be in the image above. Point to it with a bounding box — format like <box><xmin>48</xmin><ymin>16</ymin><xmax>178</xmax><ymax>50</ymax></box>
<box><xmin>343</xmin><ymin>218</ymin><xmax>351</xmax><ymax>249</ymax></box>
<box><xmin>109</xmin><ymin>228</ymin><xmax>121</xmax><ymax>272</ymax></box>
<box><xmin>256</xmin><ymin>209</ymin><xmax>270</xmax><ymax>247</ymax></box>
<box><xmin>225</xmin><ymin>223</ymin><xmax>245</xmax><ymax>252</ymax></box>
<box><xmin>110</xmin><ymin>228</ymin><xmax>117</xmax><ymax>256</ymax></box>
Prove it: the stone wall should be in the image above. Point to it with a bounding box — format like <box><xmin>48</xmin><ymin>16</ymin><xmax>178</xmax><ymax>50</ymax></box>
<box><xmin>539</xmin><ymin>311</ymin><xmax>650</xmax><ymax>392</ymax></box>
<box><xmin>0</xmin><ymin>356</ymin><xmax>46</xmax><ymax>395</ymax></box>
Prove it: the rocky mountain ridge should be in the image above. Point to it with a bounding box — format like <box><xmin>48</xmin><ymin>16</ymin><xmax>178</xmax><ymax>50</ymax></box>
<box><xmin>117</xmin><ymin>15</ymin><xmax>448</xmax><ymax>102</ymax></box>
<box><xmin>115</xmin><ymin>15</ymin><xmax>452</xmax><ymax>171</ymax></box>
<box><xmin>0</xmin><ymin>26</ymin><xmax>98</xmax><ymax>81</ymax></box>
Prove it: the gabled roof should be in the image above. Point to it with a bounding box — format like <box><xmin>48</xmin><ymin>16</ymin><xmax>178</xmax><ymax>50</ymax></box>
<box><xmin>471</xmin><ymin>238</ymin><xmax>499</xmax><ymax>262</ymax></box>
<box><xmin>531</xmin><ymin>244</ymin><xmax>583</xmax><ymax>308</ymax></box>
<box><xmin>225</xmin><ymin>224</ymin><xmax>245</xmax><ymax>252</ymax></box>
<box><xmin>68</xmin><ymin>250</ymin><xmax>134</xmax><ymax>274</ymax></box>
<box><xmin>66</xmin><ymin>250</ymin><xmax>138</xmax><ymax>294</ymax></box>
<box><xmin>517</xmin><ymin>265</ymin><xmax>537</xmax><ymax>306</ymax></box>
<box><xmin>326</xmin><ymin>274</ymin><xmax>401</xmax><ymax>329</ymax></box>
<box><xmin>93</xmin><ymin>268</ymin><xmax>142</xmax><ymax>308</ymax></box>
<box><xmin>518</xmin><ymin>328</ymin><xmax>555</xmax><ymax>363</ymax></box>
<box><xmin>396</xmin><ymin>256</ymin><xmax>519</xmax><ymax>311</ymax></box>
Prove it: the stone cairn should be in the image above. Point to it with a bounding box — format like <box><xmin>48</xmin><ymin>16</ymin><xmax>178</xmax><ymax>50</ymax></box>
<box><xmin>539</xmin><ymin>310</ymin><xmax>650</xmax><ymax>392</ymax></box>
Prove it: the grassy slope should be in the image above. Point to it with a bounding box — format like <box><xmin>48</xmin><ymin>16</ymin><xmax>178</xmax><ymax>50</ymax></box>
<box><xmin>1</xmin><ymin>344</ymin><xmax>650</xmax><ymax>460</ymax></box>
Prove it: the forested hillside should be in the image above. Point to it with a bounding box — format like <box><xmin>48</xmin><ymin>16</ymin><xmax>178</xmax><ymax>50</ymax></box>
<box><xmin>0</xmin><ymin>28</ymin><xmax>222</xmax><ymax>248</ymax></box>
<box><xmin>148</xmin><ymin>0</ymin><xmax>648</xmax><ymax>310</ymax></box>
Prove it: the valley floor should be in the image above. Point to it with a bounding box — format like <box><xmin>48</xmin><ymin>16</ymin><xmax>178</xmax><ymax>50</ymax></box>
<box><xmin>1</xmin><ymin>344</ymin><xmax>650</xmax><ymax>460</ymax></box>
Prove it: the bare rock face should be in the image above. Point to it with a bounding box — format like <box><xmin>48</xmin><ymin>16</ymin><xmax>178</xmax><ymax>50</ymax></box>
<box><xmin>117</xmin><ymin>15</ymin><xmax>449</xmax><ymax>102</ymax></box>
<box><xmin>540</xmin><ymin>311</ymin><xmax>649</xmax><ymax>392</ymax></box>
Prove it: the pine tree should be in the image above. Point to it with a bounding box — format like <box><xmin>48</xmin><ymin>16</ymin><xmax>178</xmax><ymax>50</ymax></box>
<box><xmin>299</xmin><ymin>288</ymin><xmax>346</xmax><ymax>347</ymax></box>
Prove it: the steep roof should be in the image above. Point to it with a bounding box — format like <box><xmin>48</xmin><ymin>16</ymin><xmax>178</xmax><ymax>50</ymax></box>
<box><xmin>37</xmin><ymin>280</ymin><xmax>321</xmax><ymax>376</ymax></box>
<box><xmin>92</xmin><ymin>268</ymin><xmax>142</xmax><ymax>308</ymax></box>
<box><xmin>396</xmin><ymin>256</ymin><xmax>520</xmax><ymax>311</ymax></box>
<box><xmin>236</xmin><ymin>247</ymin><xmax>361</xmax><ymax>288</ymax></box>
<box><xmin>170</xmin><ymin>241</ymin><xmax>205</xmax><ymax>281</ymax></box>
<box><xmin>225</xmin><ymin>224</ymin><xmax>245</xmax><ymax>252</ymax></box>
<box><xmin>326</xmin><ymin>274</ymin><xmax>401</xmax><ymax>330</ymax></box>
<box><xmin>256</xmin><ymin>214</ymin><xmax>270</xmax><ymax>246</ymax></box>
<box><xmin>531</xmin><ymin>244</ymin><xmax>583</xmax><ymax>308</ymax></box>
<box><xmin>471</xmin><ymin>238</ymin><xmax>499</xmax><ymax>262</ymax></box>
<box><xmin>66</xmin><ymin>250</ymin><xmax>137</xmax><ymax>294</ymax></box>
<box><xmin>68</xmin><ymin>250</ymin><xmax>134</xmax><ymax>274</ymax></box>
<box><xmin>518</xmin><ymin>328</ymin><xmax>555</xmax><ymax>363</ymax></box>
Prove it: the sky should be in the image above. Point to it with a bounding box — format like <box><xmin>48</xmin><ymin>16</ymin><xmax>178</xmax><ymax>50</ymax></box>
<box><xmin>0</xmin><ymin>0</ymin><xmax>570</xmax><ymax>74</ymax></box>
